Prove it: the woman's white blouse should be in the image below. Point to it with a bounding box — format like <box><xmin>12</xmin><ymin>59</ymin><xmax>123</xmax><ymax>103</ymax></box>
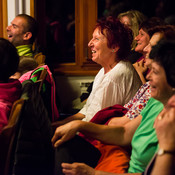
<box><xmin>80</xmin><ymin>60</ymin><xmax>142</xmax><ymax>122</ymax></box>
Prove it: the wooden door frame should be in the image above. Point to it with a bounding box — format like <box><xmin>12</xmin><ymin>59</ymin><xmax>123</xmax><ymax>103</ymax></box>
<box><xmin>0</xmin><ymin>0</ymin><xmax>8</xmax><ymax>38</ymax></box>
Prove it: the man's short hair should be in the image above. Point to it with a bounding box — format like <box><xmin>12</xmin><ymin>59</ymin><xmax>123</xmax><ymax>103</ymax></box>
<box><xmin>17</xmin><ymin>14</ymin><xmax>38</xmax><ymax>44</ymax></box>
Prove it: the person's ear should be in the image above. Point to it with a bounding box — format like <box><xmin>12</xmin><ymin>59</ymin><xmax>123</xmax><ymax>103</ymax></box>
<box><xmin>112</xmin><ymin>46</ymin><xmax>119</xmax><ymax>53</ymax></box>
<box><xmin>23</xmin><ymin>32</ymin><xmax>32</xmax><ymax>41</ymax></box>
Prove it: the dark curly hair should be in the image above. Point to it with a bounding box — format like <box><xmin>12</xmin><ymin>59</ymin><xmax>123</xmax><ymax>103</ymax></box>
<box><xmin>148</xmin><ymin>25</ymin><xmax>175</xmax><ymax>39</ymax></box>
<box><xmin>0</xmin><ymin>38</ymin><xmax>19</xmax><ymax>82</ymax></box>
<box><xmin>95</xmin><ymin>16</ymin><xmax>133</xmax><ymax>60</ymax></box>
<box><xmin>140</xmin><ymin>17</ymin><xmax>165</xmax><ymax>36</ymax></box>
<box><xmin>149</xmin><ymin>39</ymin><xmax>175</xmax><ymax>88</ymax></box>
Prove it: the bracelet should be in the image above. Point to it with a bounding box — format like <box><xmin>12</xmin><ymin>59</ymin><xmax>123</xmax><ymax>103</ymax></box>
<box><xmin>157</xmin><ymin>148</ymin><xmax>175</xmax><ymax>156</ymax></box>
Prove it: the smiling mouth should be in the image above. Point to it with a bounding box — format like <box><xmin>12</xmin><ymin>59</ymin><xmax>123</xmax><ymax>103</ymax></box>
<box><xmin>92</xmin><ymin>50</ymin><xmax>96</xmax><ymax>53</ymax></box>
<box><xmin>151</xmin><ymin>85</ymin><xmax>156</xmax><ymax>90</ymax></box>
<box><xmin>8</xmin><ymin>34</ymin><xmax>13</xmax><ymax>39</ymax></box>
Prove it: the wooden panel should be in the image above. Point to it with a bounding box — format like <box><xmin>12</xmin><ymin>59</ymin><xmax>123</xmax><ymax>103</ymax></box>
<box><xmin>30</xmin><ymin>0</ymin><xmax>35</xmax><ymax>17</ymax></box>
<box><xmin>0</xmin><ymin>1</ymin><xmax>2</xmax><ymax>37</ymax></box>
<box><xmin>0</xmin><ymin>0</ymin><xmax>8</xmax><ymax>38</ymax></box>
<box><xmin>32</xmin><ymin>0</ymin><xmax>101</xmax><ymax>75</ymax></box>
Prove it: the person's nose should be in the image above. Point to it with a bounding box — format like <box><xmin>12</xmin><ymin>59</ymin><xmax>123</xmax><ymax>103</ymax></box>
<box><xmin>135</xmin><ymin>34</ymin><xmax>140</xmax><ymax>41</ymax></box>
<box><xmin>88</xmin><ymin>39</ymin><xmax>93</xmax><ymax>47</ymax></box>
<box><xmin>146</xmin><ymin>69</ymin><xmax>152</xmax><ymax>81</ymax></box>
<box><xmin>6</xmin><ymin>25</ymin><xmax>11</xmax><ymax>31</ymax></box>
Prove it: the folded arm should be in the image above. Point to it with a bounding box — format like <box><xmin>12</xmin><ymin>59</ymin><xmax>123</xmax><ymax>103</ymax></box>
<box><xmin>52</xmin><ymin>114</ymin><xmax>142</xmax><ymax>147</ymax></box>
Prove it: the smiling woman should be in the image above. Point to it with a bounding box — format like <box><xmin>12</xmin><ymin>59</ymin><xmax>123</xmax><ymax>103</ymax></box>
<box><xmin>147</xmin><ymin>62</ymin><xmax>173</xmax><ymax>104</ymax></box>
<box><xmin>52</xmin><ymin>16</ymin><xmax>142</xmax><ymax>126</ymax></box>
<box><xmin>88</xmin><ymin>16</ymin><xmax>133</xmax><ymax>74</ymax></box>
<box><xmin>147</xmin><ymin>40</ymin><xmax>175</xmax><ymax>104</ymax></box>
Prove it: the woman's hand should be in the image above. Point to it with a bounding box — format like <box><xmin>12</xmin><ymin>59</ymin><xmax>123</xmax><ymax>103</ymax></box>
<box><xmin>167</xmin><ymin>94</ymin><xmax>175</xmax><ymax>107</ymax></box>
<box><xmin>51</xmin><ymin>120</ymin><xmax>81</xmax><ymax>147</ymax></box>
<box><xmin>133</xmin><ymin>59</ymin><xmax>147</xmax><ymax>84</ymax></box>
<box><xmin>61</xmin><ymin>162</ymin><xmax>95</xmax><ymax>175</ymax></box>
<box><xmin>154</xmin><ymin>96</ymin><xmax>175</xmax><ymax>151</ymax></box>
<box><xmin>133</xmin><ymin>59</ymin><xmax>147</xmax><ymax>75</ymax></box>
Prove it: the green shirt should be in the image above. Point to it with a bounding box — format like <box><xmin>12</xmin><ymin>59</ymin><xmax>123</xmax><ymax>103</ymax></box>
<box><xmin>128</xmin><ymin>97</ymin><xmax>164</xmax><ymax>173</ymax></box>
<box><xmin>16</xmin><ymin>44</ymin><xmax>33</xmax><ymax>57</ymax></box>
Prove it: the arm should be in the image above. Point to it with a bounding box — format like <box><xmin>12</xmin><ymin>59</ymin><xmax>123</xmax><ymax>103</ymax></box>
<box><xmin>61</xmin><ymin>162</ymin><xmax>142</xmax><ymax>175</ymax></box>
<box><xmin>150</xmin><ymin>105</ymin><xmax>175</xmax><ymax>175</ymax></box>
<box><xmin>51</xmin><ymin>112</ymin><xmax>85</xmax><ymax>129</ymax></box>
<box><xmin>150</xmin><ymin>154</ymin><xmax>175</xmax><ymax>175</ymax></box>
<box><xmin>51</xmin><ymin>114</ymin><xmax>142</xmax><ymax>147</ymax></box>
<box><xmin>107</xmin><ymin>115</ymin><xmax>131</xmax><ymax>126</ymax></box>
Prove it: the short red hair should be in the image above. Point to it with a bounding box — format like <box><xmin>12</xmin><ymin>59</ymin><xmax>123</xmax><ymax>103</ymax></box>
<box><xmin>95</xmin><ymin>16</ymin><xmax>133</xmax><ymax>60</ymax></box>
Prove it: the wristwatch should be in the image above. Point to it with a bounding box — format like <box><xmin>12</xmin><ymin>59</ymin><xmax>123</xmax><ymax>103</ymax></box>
<box><xmin>157</xmin><ymin>148</ymin><xmax>175</xmax><ymax>156</ymax></box>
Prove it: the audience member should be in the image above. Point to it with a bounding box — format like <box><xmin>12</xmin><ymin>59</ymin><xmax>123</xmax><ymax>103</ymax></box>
<box><xmin>0</xmin><ymin>38</ymin><xmax>22</xmax><ymax>133</ymax></box>
<box><xmin>144</xmin><ymin>25</ymin><xmax>175</xmax><ymax>67</ymax></box>
<box><xmin>52</xmin><ymin>16</ymin><xmax>142</xmax><ymax>126</ymax></box>
<box><xmin>144</xmin><ymin>40</ymin><xmax>175</xmax><ymax>175</ymax></box>
<box><xmin>51</xmin><ymin>38</ymin><xmax>175</xmax><ymax>175</ymax></box>
<box><xmin>133</xmin><ymin>17</ymin><xmax>165</xmax><ymax>83</ymax></box>
<box><xmin>144</xmin><ymin>95</ymin><xmax>175</xmax><ymax>175</ymax></box>
<box><xmin>6</xmin><ymin>14</ymin><xmax>38</xmax><ymax>57</ymax></box>
<box><xmin>135</xmin><ymin>24</ymin><xmax>175</xmax><ymax>84</ymax></box>
<box><xmin>118</xmin><ymin>10</ymin><xmax>147</xmax><ymax>50</ymax></box>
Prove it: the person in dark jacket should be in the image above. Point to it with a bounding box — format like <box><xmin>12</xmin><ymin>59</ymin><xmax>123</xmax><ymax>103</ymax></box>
<box><xmin>0</xmin><ymin>38</ymin><xmax>22</xmax><ymax>133</ymax></box>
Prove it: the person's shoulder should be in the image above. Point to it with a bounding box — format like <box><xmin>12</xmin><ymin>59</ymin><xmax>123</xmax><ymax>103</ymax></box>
<box><xmin>146</xmin><ymin>97</ymin><xmax>164</xmax><ymax>108</ymax></box>
<box><xmin>95</xmin><ymin>67</ymin><xmax>104</xmax><ymax>77</ymax></box>
<box><xmin>116</xmin><ymin>60</ymin><xmax>135</xmax><ymax>73</ymax></box>
<box><xmin>118</xmin><ymin>60</ymin><xmax>133</xmax><ymax>67</ymax></box>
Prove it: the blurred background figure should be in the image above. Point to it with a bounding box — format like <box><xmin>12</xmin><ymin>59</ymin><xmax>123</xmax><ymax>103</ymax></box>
<box><xmin>118</xmin><ymin>10</ymin><xmax>147</xmax><ymax>50</ymax></box>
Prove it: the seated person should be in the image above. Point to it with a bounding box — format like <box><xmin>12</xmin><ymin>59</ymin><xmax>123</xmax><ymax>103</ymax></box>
<box><xmin>134</xmin><ymin>24</ymin><xmax>175</xmax><ymax>85</ymax></box>
<box><xmin>144</xmin><ymin>95</ymin><xmax>175</xmax><ymax>175</ymax></box>
<box><xmin>0</xmin><ymin>38</ymin><xmax>22</xmax><ymax>133</ymax></box>
<box><xmin>11</xmin><ymin>56</ymin><xmax>38</xmax><ymax>79</ymax></box>
<box><xmin>51</xmin><ymin>39</ymin><xmax>175</xmax><ymax>174</ymax></box>
<box><xmin>133</xmin><ymin>17</ymin><xmax>165</xmax><ymax>84</ymax></box>
<box><xmin>144</xmin><ymin>42</ymin><xmax>175</xmax><ymax>175</ymax></box>
<box><xmin>6</xmin><ymin>14</ymin><xmax>38</xmax><ymax>57</ymax></box>
<box><xmin>53</xmin><ymin>16</ymin><xmax>142</xmax><ymax>126</ymax></box>
<box><xmin>118</xmin><ymin>10</ymin><xmax>147</xmax><ymax>64</ymax></box>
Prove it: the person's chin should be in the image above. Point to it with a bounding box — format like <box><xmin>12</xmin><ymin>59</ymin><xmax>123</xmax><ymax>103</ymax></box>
<box><xmin>7</xmin><ymin>38</ymin><xmax>12</xmax><ymax>42</ymax></box>
<box><xmin>135</xmin><ymin>47</ymin><xmax>143</xmax><ymax>53</ymax></box>
<box><xmin>92</xmin><ymin>57</ymin><xmax>97</xmax><ymax>63</ymax></box>
<box><xmin>151</xmin><ymin>92</ymin><xmax>159</xmax><ymax>101</ymax></box>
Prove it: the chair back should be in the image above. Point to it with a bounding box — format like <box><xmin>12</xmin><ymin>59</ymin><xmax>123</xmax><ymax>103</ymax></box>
<box><xmin>1</xmin><ymin>80</ymin><xmax>54</xmax><ymax>175</ymax></box>
<box><xmin>0</xmin><ymin>99</ymin><xmax>24</xmax><ymax>175</ymax></box>
<box><xmin>34</xmin><ymin>52</ymin><xmax>46</xmax><ymax>65</ymax></box>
